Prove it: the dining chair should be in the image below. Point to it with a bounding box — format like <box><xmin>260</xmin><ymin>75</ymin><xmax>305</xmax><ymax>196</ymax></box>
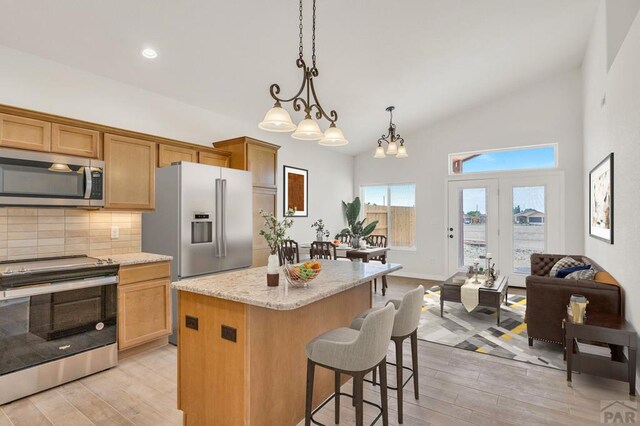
<box><xmin>310</xmin><ymin>241</ymin><xmax>337</xmax><ymax>260</ymax></box>
<box><xmin>278</xmin><ymin>239</ymin><xmax>300</xmax><ymax>266</ymax></box>
<box><xmin>367</xmin><ymin>234</ymin><xmax>388</xmax><ymax>293</ymax></box>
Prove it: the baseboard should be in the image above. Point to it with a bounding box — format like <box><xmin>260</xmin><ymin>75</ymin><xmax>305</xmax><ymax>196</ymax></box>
<box><xmin>389</xmin><ymin>271</ymin><xmax>446</xmax><ymax>281</ymax></box>
<box><xmin>118</xmin><ymin>336</ymin><xmax>169</xmax><ymax>360</ymax></box>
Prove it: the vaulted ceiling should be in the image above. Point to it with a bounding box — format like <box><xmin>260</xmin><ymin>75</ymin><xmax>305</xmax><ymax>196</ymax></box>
<box><xmin>0</xmin><ymin>0</ymin><xmax>598</xmax><ymax>154</ymax></box>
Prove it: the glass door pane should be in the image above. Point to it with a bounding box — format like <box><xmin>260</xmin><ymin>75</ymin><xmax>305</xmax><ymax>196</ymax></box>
<box><xmin>459</xmin><ymin>188</ymin><xmax>487</xmax><ymax>267</ymax></box>
<box><xmin>512</xmin><ymin>186</ymin><xmax>545</xmax><ymax>274</ymax></box>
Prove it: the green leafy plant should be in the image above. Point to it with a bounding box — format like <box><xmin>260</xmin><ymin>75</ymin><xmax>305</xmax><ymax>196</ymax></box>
<box><xmin>259</xmin><ymin>209</ymin><xmax>295</xmax><ymax>255</ymax></box>
<box><xmin>335</xmin><ymin>197</ymin><xmax>378</xmax><ymax>239</ymax></box>
<box><xmin>311</xmin><ymin>219</ymin><xmax>330</xmax><ymax>238</ymax></box>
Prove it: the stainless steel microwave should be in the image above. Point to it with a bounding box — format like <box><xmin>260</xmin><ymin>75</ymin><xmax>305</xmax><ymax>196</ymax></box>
<box><xmin>0</xmin><ymin>148</ymin><xmax>105</xmax><ymax>207</ymax></box>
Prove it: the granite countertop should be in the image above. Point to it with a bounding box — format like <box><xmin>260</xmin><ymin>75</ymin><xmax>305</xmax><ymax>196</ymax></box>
<box><xmin>172</xmin><ymin>260</ymin><xmax>402</xmax><ymax>310</ymax></box>
<box><xmin>100</xmin><ymin>252</ymin><xmax>173</xmax><ymax>266</ymax></box>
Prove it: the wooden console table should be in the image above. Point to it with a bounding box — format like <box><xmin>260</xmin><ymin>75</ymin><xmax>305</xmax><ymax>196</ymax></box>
<box><xmin>564</xmin><ymin>312</ymin><xmax>637</xmax><ymax>396</ymax></box>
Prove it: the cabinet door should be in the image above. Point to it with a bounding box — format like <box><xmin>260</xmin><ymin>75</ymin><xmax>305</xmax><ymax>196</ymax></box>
<box><xmin>104</xmin><ymin>134</ymin><xmax>156</xmax><ymax>210</ymax></box>
<box><xmin>118</xmin><ymin>278</ymin><xmax>171</xmax><ymax>350</ymax></box>
<box><xmin>0</xmin><ymin>113</ymin><xmax>51</xmax><ymax>152</ymax></box>
<box><xmin>158</xmin><ymin>144</ymin><xmax>198</xmax><ymax>167</ymax></box>
<box><xmin>199</xmin><ymin>151</ymin><xmax>230</xmax><ymax>168</ymax></box>
<box><xmin>247</xmin><ymin>143</ymin><xmax>277</xmax><ymax>188</ymax></box>
<box><xmin>252</xmin><ymin>187</ymin><xmax>277</xmax><ymax>267</ymax></box>
<box><xmin>51</xmin><ymin>123</ymin><xmax>100</xmax><ymax>158</ymax></box>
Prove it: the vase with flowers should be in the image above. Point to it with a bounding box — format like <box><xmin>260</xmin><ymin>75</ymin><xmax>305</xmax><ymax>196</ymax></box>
<box><xmin>311</xmin><ymin>219</ymin><xmax>330</xmax><ymax>242</ymax></box>
<box><xmin>259</xmin><ymin>209</ymin><xmax>295</xmax><ymax>286</ymax></box>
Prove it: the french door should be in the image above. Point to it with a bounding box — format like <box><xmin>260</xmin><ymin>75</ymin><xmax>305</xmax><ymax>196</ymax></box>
<box><xmin>447</xmin><ymin>174</ymin><xmax>563</xmax><ymax>287</ymax></box>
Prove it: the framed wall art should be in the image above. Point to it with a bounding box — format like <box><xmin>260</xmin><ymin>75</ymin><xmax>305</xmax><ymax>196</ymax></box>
<box><xmin>589</xmin><ymin>153</ymin><xmax>614</xmax><ymax>244</ymax></box>
<box><xmin>283</xmin><ymin>165</ymin><xmax>308</xmax><ymax>217</ymax></box>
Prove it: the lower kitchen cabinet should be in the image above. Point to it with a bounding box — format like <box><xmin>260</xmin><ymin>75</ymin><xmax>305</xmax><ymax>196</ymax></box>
<box><xmin>118</xmin><ymin>261</ymin><xmax>172</xmax><ymax>352</ymax></box>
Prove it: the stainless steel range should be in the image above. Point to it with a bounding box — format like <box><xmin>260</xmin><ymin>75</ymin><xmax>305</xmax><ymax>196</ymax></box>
<box><xmin>0</xmin><ymin>255</ymin><xmax>119</xmax><ymax>404</ymax></box>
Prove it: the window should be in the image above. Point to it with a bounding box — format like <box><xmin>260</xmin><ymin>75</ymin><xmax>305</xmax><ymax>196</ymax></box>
<box><xmin>361</xmin><ymin>184</ymin><xmax>416</xmax><ymax>249</ymax></box>
<box><xmin>449</xmin><ymin>144</ymin><xmax>557</xmax><ymax>175</ymax></box>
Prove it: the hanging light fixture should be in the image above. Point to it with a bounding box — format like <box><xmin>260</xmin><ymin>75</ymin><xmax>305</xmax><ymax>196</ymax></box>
<box><xmin>259</xmin><ymin>0</ymin><xmax>347</xmax><ymax>146</ymax></box>
<box><xmin>374</xmin><ymin>106</ymin><xmax>408</xmax><ymax>158</ymax></box>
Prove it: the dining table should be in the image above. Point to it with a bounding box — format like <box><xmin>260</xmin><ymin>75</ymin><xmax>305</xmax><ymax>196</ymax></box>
<box><xmin>299</xmin><ymin>243</ymin><xmax>391</xmax><ymax>295</ymax></box>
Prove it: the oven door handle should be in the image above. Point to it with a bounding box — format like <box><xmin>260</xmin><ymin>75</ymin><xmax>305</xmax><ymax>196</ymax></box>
<box><xmin>0</xmin><ymin>276</ymin><xmax>118</xmax><ymax>301</ymax></box>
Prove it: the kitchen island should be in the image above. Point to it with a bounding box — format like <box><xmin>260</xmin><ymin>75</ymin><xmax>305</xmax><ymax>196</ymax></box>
<box><xmin>172</xmin><ymin>260</ymin><xmax>401</xmax><ymax>426</ymax></box>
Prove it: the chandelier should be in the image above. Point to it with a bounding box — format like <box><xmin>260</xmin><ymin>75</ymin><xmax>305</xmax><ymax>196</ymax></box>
<box><xmin>374</xmin><ymin>106</ymin><xmax>408</xmax><ymax>158</ymax></box>
<box><xmin>258</xmin><ymin>0</ymin><xmax>347</xmax><ymax>146</ymax></box>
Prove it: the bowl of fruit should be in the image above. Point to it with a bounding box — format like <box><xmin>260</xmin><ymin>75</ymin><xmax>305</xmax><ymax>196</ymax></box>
<box><xmin>283</xmin><ymin>261</ymin><xmax>322</xmax><ymax>288</ymax></box>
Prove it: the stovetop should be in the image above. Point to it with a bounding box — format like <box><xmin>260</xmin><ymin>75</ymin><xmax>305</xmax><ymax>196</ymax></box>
<box><xmin>0</xmin><ymin>255</ymin><xmax>119</xmax><ymax>289</ymax></box>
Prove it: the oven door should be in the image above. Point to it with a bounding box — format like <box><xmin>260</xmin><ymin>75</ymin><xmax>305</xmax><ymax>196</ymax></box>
<box><xmin>0</xmin><ymin>276</ymin><xmax>117</xmax><ymax>377</ymax></box>
<box><xmin>0</xmin><ymin>147</ymin><xmax>104</xmax><ymax>207</ymax></box>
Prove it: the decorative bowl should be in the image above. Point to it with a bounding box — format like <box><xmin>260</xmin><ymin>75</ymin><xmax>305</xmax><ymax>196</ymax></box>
<box><xmin>283</xmin><ymin>261</ymin><xmax>321</xmax><ymax>288</ymax></box>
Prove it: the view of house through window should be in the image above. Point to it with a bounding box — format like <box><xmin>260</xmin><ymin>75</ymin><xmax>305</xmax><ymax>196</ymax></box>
<box><xmin>450</xmin><ymin>144</ymin><xmax>557</xmax><ymax>175</ymax></box>
<box><xmin>361</xmin><ymin>184</ymin><xmax>416</xmax><ymax>249</ymax></box>
<box><xmin>512</xmin><ymin>186</ymin><xmax>546</xmax><ymax>274</ymax></box>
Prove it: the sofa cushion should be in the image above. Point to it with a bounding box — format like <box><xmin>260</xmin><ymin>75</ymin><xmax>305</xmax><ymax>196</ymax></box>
<box><xmin>594</xmin><ymin>271</ymin><xmax>619</xmax><ymax>286</ymax></box>
<box><xmin>550</xmin><ymin>256</ymin><xmax>584</xmax><ymax>277</ymax></box>
<box><xmin>556</xmin><ymin>264</ymin><xmax>591</xmax><ymax>278</ymax></box>
<box><xmin>565</xmin><ymin>268</ymin><xmax>596</xmax><ymax>280</ymax></box>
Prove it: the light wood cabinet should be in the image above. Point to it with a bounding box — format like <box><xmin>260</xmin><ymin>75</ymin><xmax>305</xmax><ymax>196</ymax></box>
<box><xmin>51</xmin><ymin>123</ymin><xmax>100</xmax><ymax>158</ymax></box>
<box><xmin>158</xmin><ymin>144</ymin><xmax>198</xmax><ymax>167</ymax></box>
<box><xmin>118</xmin><ymin>261</ymin><xmax>171</xmax><ymax>351</ymax></box>
<box><xmin>213</xmin><ymin>137</ymin><xmax>280</xmax><ymax>267</ymax></box>
<box><xmin>198</xmin><ymin>150</ymin><xmax>230</xmax><ymax>167</ymax></box>
<box><xmin>0</xmin><ymin>113</ymin><xmax>51</xmax><ymax>152</ymax></box>
<box><xmin>104</xmin><ymin>133</ymin><xmax>156</xmax><ymax>210</ymax></box>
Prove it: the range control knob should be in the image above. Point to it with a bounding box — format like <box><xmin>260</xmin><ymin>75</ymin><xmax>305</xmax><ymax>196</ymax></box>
<box><xmin>106</xmin><ymin>258</ymin><xmax>114</xmax><ymax>264</ymax></box>
<box><xmin>3</xmin><ymin>268</ymin><xmax>13</xmax><ymax>275</ymax></box>
<box><xmin>96</xmin><ymin>259</ymin><xmax>105</xmax><ymax>265</ymax></box>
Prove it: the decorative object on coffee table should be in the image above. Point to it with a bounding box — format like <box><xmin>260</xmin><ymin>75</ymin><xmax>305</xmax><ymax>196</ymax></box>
<box><xmin>283</xmin><ymin>166</ymin><xmax>308</xmax><ymax>217</ymax></box>
<box><xmin>565</xmin><ymin>312</ymin><xmax>636</xmax><ymax>396</ymax></box>
<box><xmin>440</xmin><ymin>272</ymin><xmax>509</xmax><ymax>326</ymax></box>
<box><xmin>259</xmin><ymin>209</ymin><xmax>295</xmax><ymax>286</ymax></box>
<box><xmin>589</xmin><ymin>153</ymin><xmax>614</xmax><ymax>244</ymax></box>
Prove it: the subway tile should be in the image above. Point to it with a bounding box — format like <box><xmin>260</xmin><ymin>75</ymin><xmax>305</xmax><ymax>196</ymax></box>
<box><xmin>89</xmin><ymin>222</ymin><xmax>111</xmax><ymax>230</ymax></box>
<box><xmin>90</xmin><ymin>236</ymin><xmax>110</xmax><ymax>244</ymax></box>
<box><xmin>8</xmin><ymin>239</ymin><xmax>38</xmax><ymax>248</ymax></box>
<box><xmin>37</xmin><ymin>216</ymin><xmax>65</xmax><ymax>224</ymax></box>
<box><xmin>8</xmin><ymin>246</ymin><xmax>38</xmax><ymax>257</ymax></box>
<box><xmin>10</xmin><ymin>223</ymin><xmax>38</xmax><ymax>232</ymax></box>
<box><xmin>0</xmin><ymin>240</ymin><xmax>7</xmax><ymax>249</ymax></box>
<box><xmin>8</xmin><ymin>232</ymin><xmax>38</xmax><ymax>240</ymax></box>
<box><xmin>111</xmin><ymin>247</ymin><xmax>132</xmax><ymax>254</ymax></box>
<box><xmin>90</xmin><ymin>242</ymin><xmax>111</xmax><ymax>250</ymax></box>
<box><xmin>37</xmin><ymin>245</ymin><xmax>65</xmax><ymax>255</ymax></box>
<box><xmin>38</xmin><ymin>238</ymin><xmax>65</xmax><ymax>247</ymax></box>
<box><xmin>65</xmin><ymin>237</ymin><xmax>89</xmax><ymax>245</ymax></box>
<box><xmin>64</xmin><ymin>209</ymin><xmax>89</xmax><ymax>217</ymax></box>
<box><xmin>37</xmin><ymin>230</ymin><xmax>65</xmax><ymax>239</ymax></box>
<box><xmin>89</xmin><ymin>212</ymin><xmax>112</xmax><ymax>223</ymax></box>
<box><xmin>65</xmin><ymin>229</ymin><xmax>90</xmax><ymax>238</ymax></box>
<box><xmin>0</xmin><ymin>209</ymin><xmax>7</xmax><ymax>216</ymax></box>
<box><xmin>8</xmin><ymin>216</ymin><xmax>37</xmax><ymax>224</ymax></box>
<box><xmin>65</xmin><ymin>216</ymin><xmax>90</xmax><ymax>224</ymax></box>
<box><xmin>64</xmin><ymin>244</ymin><xmax>89</xmax><ymax>252</ymax></box>
<box><xmin>111</xmin><ymin>240</ymin><xmax>133</xmax><ymax>249</ymax></box>
<box><xmin>37</xmin><ymin>223</ymin><xmax>65</xmax><ymax>231</ymax></box>
<box><xmin>0</xmin><ymin>225</ymin><xmax>7</xmax><ymax>233</ymax></box>
<box><xmin>65</xmin><ymin>223</ymin><xmax>90</xmax><ymax>231</ymax></box>
<box><xmin>7</xmin><ymin>208</ymin><xmax>38</xmax><ymax>216</ymax></box>
<box><xmin>88</xmin><ymin>249</ymin><xmax>112</xmax><ymax>257</ymax></box>
<box><xmin>90</xmin><ymin>228</ymin><xmax>110</xmax><ymax>237</ymax></box>
<box><xmin>37</xmin><ymin>208</ymin><xmax>65</xmax><ymax>216</ymax></box>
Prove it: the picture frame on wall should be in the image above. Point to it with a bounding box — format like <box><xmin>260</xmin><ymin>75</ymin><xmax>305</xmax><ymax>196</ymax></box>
<box><xmin>283</xmin><ymin>165</ymin><xmax>308</xmax><ymax>217</ymax></box>
<box><xmin>589</xmin><ymin>153</ymin><xmax>614</xmax><ymax>244</ymax></box>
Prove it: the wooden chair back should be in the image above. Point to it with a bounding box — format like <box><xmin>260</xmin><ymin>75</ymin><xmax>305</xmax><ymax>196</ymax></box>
<box><xmin>336</xmin><ymin>234</ymin><xmax>352</xmax><ymax>244</ymax></box>
<box><xmin>278</xmin><ymin>239</ymin><xmax>300</xmax><ymax>266</ymax></box>
<box><xmin>310</xmin><ymin>241</ymin><xmax>337</xmax><ymax>260</ymax></box>
<box><xmin>367</xmin><ymin>234</ymin><xmax>387</xmax><ymax>263</ymax></box>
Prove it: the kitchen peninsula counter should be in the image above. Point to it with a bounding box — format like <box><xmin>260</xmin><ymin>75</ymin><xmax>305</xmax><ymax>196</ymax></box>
<box><xmin>174</xmin><ymin>260</ymin><xmax>401</xmax><ymax>426</ymax></box>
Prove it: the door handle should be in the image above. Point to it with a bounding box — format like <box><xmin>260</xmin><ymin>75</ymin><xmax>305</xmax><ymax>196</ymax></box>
<box><xmin>449</xmin><ymin>235</ymin><xmax>454</xmax><ymax>239</ymax></box>
<box><xmin>215</xmin><ymin>178</ymin><xmax>222</xmax><ymax>258</ymax></box>
<box><xmin>221</xmin><ymin>179</ymin><xmax>227</xmax><ymax>257</ymax></box>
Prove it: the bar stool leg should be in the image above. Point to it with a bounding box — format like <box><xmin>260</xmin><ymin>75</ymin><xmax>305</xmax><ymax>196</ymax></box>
<box><xmin>334</xmin><ymin>371</ymin><xmax>340</xmax><ymax>424</ymax></box>
<box><xmin>379</xmin><ymin>358</ymin><xmax>389</xmax><ymax>426</ymax></box>
<box><xmin>395</xmin><ymin>338</ymin><xmax>404</xmax><ymax>424</ymax></box>
<box><xmin>305</xmin><ymin>359</ymin><xmax>315</xmax><ymax>426</ymax></box>
<box><xmin>411</xmin><ymin>330</ymin><xmax>419</xmax><ymax>399</ymax></box>
<box><xmin>354</xmin><ymin>374</ymin><xmax>364</xmax><ymax>426</ymax></box>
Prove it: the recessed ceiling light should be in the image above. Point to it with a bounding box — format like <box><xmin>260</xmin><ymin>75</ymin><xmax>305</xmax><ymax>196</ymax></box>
<box><xmin>141</xmin><ymin>48</ymin><xmax>158</xmax><ymax>59</ymax></box>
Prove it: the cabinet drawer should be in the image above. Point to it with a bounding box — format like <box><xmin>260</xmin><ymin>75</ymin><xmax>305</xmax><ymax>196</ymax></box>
<box><xmin>120</xmin><ymin>261</ymin><xmax>171</xmax><ymax>285</ymax></box>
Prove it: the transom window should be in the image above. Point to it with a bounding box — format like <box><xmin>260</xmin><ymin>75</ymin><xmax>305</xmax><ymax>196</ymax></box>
<box><xmin>449</xmin><ymin>144</ymin><xmax>557</xmax><ymax>175</ymax></box>
<box><xmin>361</xmin><ymin>184</ymin><xmax>416</xmax><ymax>249</ymax></box>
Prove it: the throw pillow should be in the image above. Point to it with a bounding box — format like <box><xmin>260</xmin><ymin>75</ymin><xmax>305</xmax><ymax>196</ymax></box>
<box><xmin>566</xmin><ymin>268</ymin><xmax>596</xmax><ymax>280</ymax></box>
<box><xmin>557</xmin><ymin>264</ymin><xmax>591</xmax><ymax>278</ymax></box>
<box><xmin>550</xmin><ymin>256</ymin><xmax>584</xmax><ymax>277</ymax></box>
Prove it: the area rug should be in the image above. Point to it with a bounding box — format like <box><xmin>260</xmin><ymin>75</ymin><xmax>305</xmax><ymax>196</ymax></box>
<box><xmin>417</xmin><ymin>286</ymin><xmax>565</xmax><ymax>370</ymax></box>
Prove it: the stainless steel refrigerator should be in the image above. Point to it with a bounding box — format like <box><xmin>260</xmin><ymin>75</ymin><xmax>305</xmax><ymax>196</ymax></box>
<box><xmin>142</xmin><ymin>162</ymin><xmax>252</xmax><ymax>344</ymax></box>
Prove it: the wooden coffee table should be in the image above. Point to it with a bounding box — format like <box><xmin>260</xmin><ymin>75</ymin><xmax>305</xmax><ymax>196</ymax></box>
<box><xmin>440</xmin><ymin>273</ymin><xmax>509</xmax><ymax>326</ymax></box>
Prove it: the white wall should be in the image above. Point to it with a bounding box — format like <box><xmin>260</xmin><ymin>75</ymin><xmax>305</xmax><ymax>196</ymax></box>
<box><xmin>354</xmin><ymin>70</ymin><xmax>585</xmax><ymax>279</ymax></box>
<box><xmin>0</xmin><ymin>45</ymin><xmax>353</xmax><ymax>242</ymax></box>
<box><xmin>583</xmin><ymin>0</ymin><xmax>640</xmax><ymax>350</ymax></box>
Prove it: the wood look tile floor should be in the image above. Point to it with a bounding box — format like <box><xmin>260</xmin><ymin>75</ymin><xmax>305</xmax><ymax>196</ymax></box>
<box><xmin>1</xmin><ymin>278</ymin><xmax>634</xmax><ymax>425</ymax></box>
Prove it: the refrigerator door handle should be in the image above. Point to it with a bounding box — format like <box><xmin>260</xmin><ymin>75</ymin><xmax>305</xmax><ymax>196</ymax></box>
<box><xmin>215</xmin><ymin>178</ymin><xmax>222</xmax><ymax>258</ymax></box>
<box><xmin>222</xmin><ymin>179</ymin><xmax>228</xmax><ymax>257</ymax></box>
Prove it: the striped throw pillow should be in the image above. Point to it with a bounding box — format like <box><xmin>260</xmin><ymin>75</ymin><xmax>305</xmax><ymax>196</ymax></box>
<box><xmin>550</xmin><ymin>256</ymin><xmax>584</xmax><ymax>277</ymax></box>
<box><xmin>565</xmin><ymin>269</ymin><xmax>596</xmax><ymax>280</ymax></box>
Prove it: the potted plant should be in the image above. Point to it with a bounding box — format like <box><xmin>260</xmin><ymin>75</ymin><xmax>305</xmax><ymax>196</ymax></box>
<box><xmin>336</xmin><ymin>197</ymin><xmax>378</xmax><ymax>249</ymax></box>
<box><xmin>259</xmin><ymin>209</ymin><xmax>295</xmax><ymax>286</ymax></box>
<box><xmin>311</xmin><ymin>219</ymin><xmax>330</xmax><ymax>242</ymax></box>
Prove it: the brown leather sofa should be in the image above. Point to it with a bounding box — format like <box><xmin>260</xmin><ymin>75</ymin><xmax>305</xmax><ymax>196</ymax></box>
<box><xmin>526</xmin><ymin>253</ymin><xmax>623</xmax><ymax>346</ymax></box>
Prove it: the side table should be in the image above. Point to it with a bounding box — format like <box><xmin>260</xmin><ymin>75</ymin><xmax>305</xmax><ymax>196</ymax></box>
<box><xmin>564</xmin><ymin>312</ymin><xmax>637</xmax><ymax>397</ymax></box>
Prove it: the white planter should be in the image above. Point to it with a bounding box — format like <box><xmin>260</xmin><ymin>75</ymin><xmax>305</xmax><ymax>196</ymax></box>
<box><xmin>267</xmin><ymin>254</ymin><xmax>280</xmax><ymax>275</ymax></box>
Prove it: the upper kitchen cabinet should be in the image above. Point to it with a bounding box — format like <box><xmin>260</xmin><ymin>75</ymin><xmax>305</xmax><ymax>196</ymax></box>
<box><xmin>198</xmin><ymin>149</ymin><xmax>230</xmax><ymax>168</ymax></box>
<box><xmin>0</xmin><ymin>113</ymin><xmax>51</xmax><ymax>152</ymax></box>
<box><xmin>51</xmin><ymin>123</ymin><xmax>101</xmax><ymax>158</ymax></box>
<box><xmin>158</xmin><ymin>144</ymin><xmax>198</xmax><ymax>167</ymax></box>
<box><xmin>213</xmin><ymin>137</ymin><xmax>279</xmax><ymax>188</ymax></box>
<box><xmin>104</xmin><ymin>133</ymin><xmax>156</xmax><ymax>210</ymax></box>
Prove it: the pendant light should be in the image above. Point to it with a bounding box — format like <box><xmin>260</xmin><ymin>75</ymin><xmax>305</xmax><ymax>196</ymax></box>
<box><xmin>373</xmin><ymin>106</ymin><xmax>408</xmax><ymax>158</ymax></box>
<box><xmin>259</xmin><ymin>0</ymin><xmax>347</xmax><ymax>146</ymax></box>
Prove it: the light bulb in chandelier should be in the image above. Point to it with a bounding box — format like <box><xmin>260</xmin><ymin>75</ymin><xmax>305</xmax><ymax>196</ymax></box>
<box><xmin>319</xmin><ymin>124</ymin><xmax>348</xmax><ymax>146</ymax></box>
<box><xmin>374</xmin><ymin>144</ymin><xmax>386</xmax><ymax>159</ymax></box>
<box><xmin>292</xmin><ymin>116</ymin><xmax>323</xmax><ymax>140</ymax></box>
<box><xmin>258</xmin><ymin>102</ymin><xmax>296</xmax><ymax>132</ymax></box>
<box><xmin>396</xmin><ymin>143</ymin><xmax>408</xmax><ymax>158</ymax></box>
<box><xmin>386</xmin><ymin>140</ymin><xmax>398</xmax><ymax>156</ymax></box>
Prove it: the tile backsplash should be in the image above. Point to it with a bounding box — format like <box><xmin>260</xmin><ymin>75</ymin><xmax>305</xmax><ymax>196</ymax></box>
<box><xmin>0</xmin><ymin>208</ymin><xmax>141</xmax><ymax>261</ymax></box>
